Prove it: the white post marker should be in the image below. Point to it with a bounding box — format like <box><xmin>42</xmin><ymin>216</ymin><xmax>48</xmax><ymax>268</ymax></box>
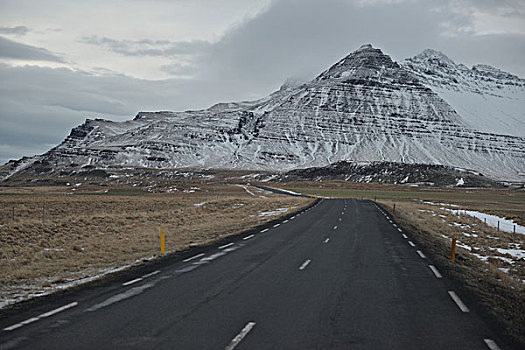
<box><xmin>225</xmin><ymin>322</ymin><xmax>256</xmax><ymax>350</ymax></box>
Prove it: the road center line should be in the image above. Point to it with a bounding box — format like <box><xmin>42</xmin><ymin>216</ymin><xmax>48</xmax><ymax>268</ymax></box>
<box><xmin>323</xmin><ymin>238</ymin><xmax>330</xmax><ymax>243</ymax></box>
<box><xmin>260</xmin><ymin>228</ymin><xmax>269</xmax><ymax>233</ymax></box>
<box><xmin>243</xmin><ymin>234</ymin><xmax>255</xmax><ymax>240</ymax></box>
<box><xmin>299</xmin><ymin>259</ymin><xmax>311</xmax><ymax>270</ymax></box>
<box><xmin>484</xmin><ymin>339</ymin><xmax>501</xmax><ymax>350</ymax></box>
<box><xmin>408</xmin><ymin>241</ymin><xmax>415</xmax><ymax>247</ymax></box>
<box><xmin>448</xmin><ymin>291</ymin><xmax>470</xmax><ymax>312</ymax></box>
<box><xmin>225</xmin><ymin>322</ymin><xmax>256</xmax><ymax>350</ymax></box>
<box><xmin>4</xmin><ymin>302</ymin><xmax>78</xmax><ymax>331</ymax></box>
<box><xmin>402</xmin><ymin>234</ymin><xmax>408</xmax><ymax>239</ymax></box>
<box><xmin>416</xmin><ymin>250</ymin><xmax>426</xmax><ymax>258</ymax></box>
<box><xmin>428</xmin><ymin>265</ymin><xmax>442</xmax><ymax>278</ymax></box>
<box><xmin>333</xmin><ymin>225</ymin><xmax>338</xmax><ymax>230</ymax></box>
<box><xmin>122</xmin><ymin>278</ymin><xmax>143</xmax><ymax>286</ymax></box>
<box><xmin>183</xmin><ymin>253</ymin><xmax>205</xmax><ymax>262</ymax></box>
<box><xmin>219</xmin><ymin>243</ymin><xmax>234</xmax><ymax>249</ymax></box>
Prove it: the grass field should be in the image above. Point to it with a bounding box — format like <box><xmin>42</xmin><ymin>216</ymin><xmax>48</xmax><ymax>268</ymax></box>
<box><xmin>0</xmin><ymin>184</ymin><xmax>309</xmax><ymax>308</ymax></box>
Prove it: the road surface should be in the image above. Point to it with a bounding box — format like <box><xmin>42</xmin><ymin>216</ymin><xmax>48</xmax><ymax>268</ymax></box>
<box><xmin>0</xmin><ymin>199</ymin><xmax>508</xmax><ymax>349</ymax></box>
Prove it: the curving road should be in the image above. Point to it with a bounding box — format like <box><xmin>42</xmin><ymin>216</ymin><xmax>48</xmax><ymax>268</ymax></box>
<box><xmin>0</xmin><ymin>199</ymin><xmax>508</xmax><ymax>349</ymax></box>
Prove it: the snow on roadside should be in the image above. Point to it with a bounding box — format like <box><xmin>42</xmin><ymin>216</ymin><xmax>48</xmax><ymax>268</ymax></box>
<box><xmin>419</xmin><ymin>201</ymin><xmax>524</xmax><ymax>283</ymax></box>
<box><xmin>422</xmin><ymin>201</ymin><xmax>525</xmax><ymax>235</ymax></box>
<box><xmin>259</xmin><ymin>206</ymin><xmax>295</xmax><ymax>217</ymax></box>
<box><xmin>0</xmin><ymin>256</ymin><xmax>156</xmax><ymax>310</ymax></box>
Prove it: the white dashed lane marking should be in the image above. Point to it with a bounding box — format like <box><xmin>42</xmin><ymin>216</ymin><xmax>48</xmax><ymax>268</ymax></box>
<box><xmin>416</xmin><ymin>250</ymin><xmax>426</xmax><ymax>258</ymax></box>
<box><xmin>219</xmin><ymin>243</ymin><xmax>234</xmax><ymax>249</ymax></box>
<box><xmin>484</xmin><ymin>339</ymin><xmax>501</xmax><ymax>350</ymax></box>
<box><xmin>122</xmin><ymin>278</ymin><xmax>143</xmax><ymax>286</ymax></box>
<box><xmin>260</xmin><ymin>228</ymin><xmax>269</xmax><ymax>233</ymax></box>
<box><xmin>224</xmin><ymin>322</ymin><xmax>256</xmax><ymax>350</ymax></box>
<box><xmin>429</xmin><ymin>265</ymin><xmax>442</xmax><ymax>278</ymax></box>
<box><xmin>183</xmin><ymin>253</ymin><xmax>205</xmax><ymax>262</ymax></box>
<box><xmin>448</xmin><ymin>291</ymin><xmax>469</xmax><ymax>312</ymax></box>
<box><xmin>323</xmin><ymin>238</ymin><xmax>330</xmax><ymax>243</ymax></box>
<box><xmin>3</xmin><ymin>302</ymin><xmax>78</xmax><ymax>331</ymax></box>
<box><xmin>402</xmin><ymin>234</ymin><xmax>408</xmax><ymax>239</ymax></box>
<box><xmin>243</xmin><ymin>234</ymin><xmax>255</xmax><ymax>240</ymax></box>
<box><xmin>273</xmin><ymin>223</ymin><xmax>280</xmax><ymax>228</ymax></box>
<box><xmin>299</xmin><ymin>259</ymin><xmax>311</xmax><ymax>270</ymax></box>
<box><xmin>408</xmin><ymin>241</ymin><xmax>415</xmax><ymax>247</ymax></box>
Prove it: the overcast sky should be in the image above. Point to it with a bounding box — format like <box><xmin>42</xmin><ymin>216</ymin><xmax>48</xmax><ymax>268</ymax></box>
<box><xmin>1</xmin><ymin>0</ymin><xmax>524</xmax><ymax>164</ymax></box>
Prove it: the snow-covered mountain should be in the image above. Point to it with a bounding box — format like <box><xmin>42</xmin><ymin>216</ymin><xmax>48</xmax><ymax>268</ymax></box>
<box><xmin>2</xmin><ymin>44</ymin><xmax>524</xmax><ymax>182</ymax></box>
<box><xmin>403</xmin><ymin>49</ymin><xmax>525</xmax><ymax>137</ymax></box>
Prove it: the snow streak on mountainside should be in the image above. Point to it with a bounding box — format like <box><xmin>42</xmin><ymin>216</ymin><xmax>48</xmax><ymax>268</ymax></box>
<box><xmin>2</xmin><ymin>44</ymin><xmax>524</xmax><ymax>182</ymax></box>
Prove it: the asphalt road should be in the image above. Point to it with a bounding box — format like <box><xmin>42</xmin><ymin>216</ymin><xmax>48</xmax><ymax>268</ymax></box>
<box><xmin>0</xmin><ymin>199</ymin><xmax>508</xmax><ymax>349</ymax></box>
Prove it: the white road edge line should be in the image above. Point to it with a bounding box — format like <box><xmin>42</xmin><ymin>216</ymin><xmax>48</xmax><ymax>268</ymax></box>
<box><xmin>283</xmin><ymin>220</ymin><xmax>288</xmax><ymax>223</ymax></box>
<box><xmin>183</xmin><ymin>253</ymin><xmax>205</xmax><ymax>262</ymax></box>
<box><xmin>260</xmin><ymin>228</ymin><xmax>269</xmax><ymax>233</ymax></box>
<box><xmin>243</xmin><ymin>234</ymin><xmax>255</xmax><ymax>240</ymax></box>
<box><xmin>4</xmin><ymin>302</ymin><xmax>78</xmax><ymax>331</ymax></box>
<box><xmin>122</xmin><ymin>277</ymin><xmax>143</xmax><ymax>286</ymax></box>
<box><xmin>142</xmin><ymin>270</ymin><xmax>160</xmax><ymax>278</ymax></box>
<box><xmin>402</xmin><ymin>234</ymin><xmax>408</xmax><ymax>239</ymax></box>
<box><xmin>408</xmin><ymin>241</ymin><xmax>415</xmax><ymax>247</ymax></box>
<box><xmin>225</xmin><ymin>322</ymin><xmax>256</xmax><ymax>350</ymax></box>
<box><xmin>273</xmin><ymin>223</ymin><xmax>280</xmax><ymax>227</ymax></box>
<box><xmin>219</xmin><ymin>243</ymin><xmax>234</xmax><ymax>249</ymax></box>
<box><xmin>484</xmin><ymin>339</ymin><xmax>501</xmax><ymax>350</ymax></box>
<box><xmin>416</xmin><ymin>250</ymin><xmax>426</xmax><ymax>258</ymax></box>
<box><xmin>333</xmin><ymin>225</ymin><xmax>338</xmax><ymax>230</ymax></box>
<box><xmin>397</xmin><ymin>228</ymin><xmax>403</xmax><ymax>232</ymax></box>
<box><xmin>448</xmin><ymin>291</ymin><xmax>469</xmax><ymax>312</ymax></box>
<box><xmin>323</xmin><ymin>238</ymin><xmax>330</xmax><ymax>243</ymax></box>
<box><xmin>299</xmin><ymin>259</ymin><xmax>312</xmax><ymax>270</ymax></box>
<box><xmin>429</xmin><ymin>265</ymin><xmax>442</xmax><ymax>278</ymax></box>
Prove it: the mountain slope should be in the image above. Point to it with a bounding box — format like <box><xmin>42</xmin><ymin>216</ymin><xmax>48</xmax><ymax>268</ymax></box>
<box><xmin>403</xmin><ymin>49</ymin><xmax>525</xmax><ymax>137</ymax></box>
<box><xmin>2</xmin><ymin>44</ymin><xmax>524</xmax><ymax>182</ymax></box>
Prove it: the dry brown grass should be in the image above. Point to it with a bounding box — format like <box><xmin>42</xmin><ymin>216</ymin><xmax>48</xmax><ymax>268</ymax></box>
<box><xmin>0</xmin><ymin>184</ymin><xmax>309</xmax><ymax>307</ymax></box>
<box><xmin>378</xmin><ymin>200</ymin><xmax>525</xmax><ymax>347</ymax></box>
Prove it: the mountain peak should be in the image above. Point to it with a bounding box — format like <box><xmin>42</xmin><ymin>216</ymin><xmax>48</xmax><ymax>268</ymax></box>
<box><xmin>317</xmin><ymin>44</ymin><xmax>400</xmax><ymax>81</ymax></box>
<box><xmin>409</xmin><ymin>49</ymin><xmax>456</xmax><ymax>67</ymax></box>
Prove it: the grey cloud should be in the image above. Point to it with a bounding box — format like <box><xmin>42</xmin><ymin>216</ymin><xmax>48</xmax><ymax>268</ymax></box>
<box><xmin>0</xmin><ymin>36</ymin><xmax>65</xmax><ymax>62</ymax></box>
<box><xmin>79</xmin><ymin>35</ymin><xmax>211</xmax><ymax>57</ymax></box>
<box><xmin>2</xmin><ymin>0</ymin><xmax>524</xmax><ymax>164</ymax></box>
<box><xmin>0</xmin><ymin>25</ymin><xmax>30</xmax><ymax>36</ymax></box>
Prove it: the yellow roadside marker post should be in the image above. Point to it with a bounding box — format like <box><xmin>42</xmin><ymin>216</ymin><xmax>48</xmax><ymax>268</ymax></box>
<box><xmin>289</xmin><ymin>203</ymin><xmax>292</xmax><ymax>213</ymax></box>
<box><xmin>160</xmin><ymin>227</ymin><xmax>166</xmax><ymax>255</ymax></box>
<box><xmin>393</xmin><ymin>204</ymin><xmax>396</xmax><ymax>215</ymax></box>
<box><xmin>451</xmin><ymin>238</ymin><xmax>456</xmax><ymax>262</ymax></box>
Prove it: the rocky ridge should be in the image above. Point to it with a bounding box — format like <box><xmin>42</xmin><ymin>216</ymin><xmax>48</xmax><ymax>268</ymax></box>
<box><xmin>1</xmin><ymin>44</ymin><xmax>524</xmax><ymax>183</ymax></box>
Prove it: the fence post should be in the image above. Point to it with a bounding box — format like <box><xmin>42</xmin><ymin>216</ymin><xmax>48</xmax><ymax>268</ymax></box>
<box><xmin>497</xmin><ymin>220</ymin><xmax>500</xmax><ymax>232</ymax></box>
<box><xmin>42</xmin><ymin>205</ymin><xmax>45</xmax><ymax>225</ymax></box>
<box><xmin>451</xmin><ymin>238</ymin><xmax>456</xmax><ymax>262</ymax></box>
<box><xmin>12</xmin><ymin>206</ymin><xmax>14</xmax><ymax>223</ymax></box>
